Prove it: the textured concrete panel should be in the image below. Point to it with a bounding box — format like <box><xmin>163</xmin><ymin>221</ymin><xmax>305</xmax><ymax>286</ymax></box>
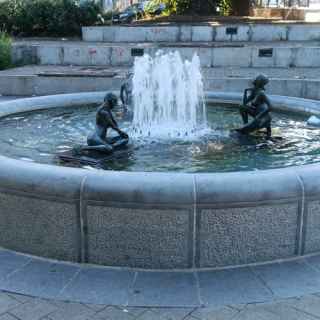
<box><xmin>274</xmin><ymin>48</ymin><xmax>293</xmax><ymax>68</ymax></box>
<box><xmin>251</xmin><ymin>25</ymin><xmax>287</xmax><ymax>41</ymax></box>
<box><xmin>199</xmin><ymin>203</ymin><xmax>299</xmax><ymax>268</ymax></box>
<box><xmin>288</xmin><ymin>25</ymin><xmax>320</xmax><ymax>41</ymax></box>
<box><xmin>82</xmin><ymin>27</ymin><xmax>103</xmax><ymax>42</ymax></box>
<box><xmin>294</xmin><ymin>48</ymin><xmax>320</xmax><ymax>67</ymax></box>
<box><xmin>212</xmin><ymin>47</ymin><xmax>251</xmax><ymax>67</ymax></box>
<box><xmin>192</xmin><ymin>27</ymin><xmax>213</xmax><ymax>42</ymax></box>
<box><xmin>145</xmin><ymin>27</ymin><xmax>180</xmax><ymax>42</ymax></box>
<box><xmin>0</xmin><ymin>192</ymin><xmax>79</xmax><ymax>262</ymax></box>
<box><xmin>86</xmin><ymin>206</ymin><xmax>191</xmax><ymax>269</ymax></box>
<box><xmin>180</xmin><ymin>26</ymin><xmax>192</xmax><ymax>42</ymax></box>
<box><xmin>304</xmin><ymin>201</ymin><xmax>320</xmax><ymax>254</ymax></box>
<box><xmin>110</xmin><ymin>46</ymin><xmax>133</xmax><ymax>66</ymax></box>
<box><xmin>115</xmin><ymin>27</ymin><xmax>146</xmax><ymax>42</ymax></box>
<box><xmin>38</xmin><ymin>46</ymin><xmax>62</xmax><ymax>65</ymax></box>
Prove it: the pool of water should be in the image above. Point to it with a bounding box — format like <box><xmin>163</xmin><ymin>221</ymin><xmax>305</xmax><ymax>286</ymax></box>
<box><xmin>0</xmin><ymin>104</ymin><xmax>319</xmax><ymax>173</ymax></box>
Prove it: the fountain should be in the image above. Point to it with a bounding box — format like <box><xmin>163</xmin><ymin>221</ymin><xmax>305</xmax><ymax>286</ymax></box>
<box><xmin>0</xmin><ymin>51</ymin><xmax>320</xmax><ymax>270</ymax></box>
<box><xmin>131</xmin><ymin>51</ymin><xmax>207</xmax><ymax>139</ymax></box>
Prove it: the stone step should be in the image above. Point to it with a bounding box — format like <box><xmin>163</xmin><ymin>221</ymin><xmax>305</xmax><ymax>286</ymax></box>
<box><xmin>82</xmin><ymin>23</ymin><xmax>320</xmax><ymax>43</ymax></box>
<box><xmin>1</xmin><ymin>65</ymin><xmax>319</xmax><ymax>100</ymax></box>
<box><xmin>12</xmin><ymin>40</ymin><xmax>320</xmax><ymax>68</ymax></box>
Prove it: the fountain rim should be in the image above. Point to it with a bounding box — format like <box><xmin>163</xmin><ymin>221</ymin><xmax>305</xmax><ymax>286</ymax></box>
<box><xmin>1</xmin><ymin>91</ymin><xmax>320</xmax><ymax>269</ymax></box>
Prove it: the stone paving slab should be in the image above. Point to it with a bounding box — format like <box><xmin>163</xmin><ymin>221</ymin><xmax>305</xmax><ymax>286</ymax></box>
<box><xmin>0</xmin><ymin>260</ymin><xmax>80</xmax><ymax>300</ymax></box>
<box><xmin>198</xmin><ymin>268</ymin><xmax>273</xmax><ymax>307</ymax></box>
<box><xmin>2</xmin><ymin>287</ymin><xmax>320</xmax><ymax>319</ymax></box>
<box><xmin>0</xmin><ymin>251</ymin><xmax>31</xmax><ymax>281</ymax></box>
<box><xmin>252</xmin><ymin>260</ymin><xmax>320</xmax><ymax>298</ymax></box>
<box><xmin>129</xmin><ymin>272</ymin><xmax>200</xmax><ymax>307</ymax></box>
<box><xmin>58</xmin><ymin>267</ymin><xmax>134</xmax><ymax>305</ymax></box>
<box><xmin>2</xmin><ymin>249</ymin><xmax>320</xmax><ymax>309</ymax></box>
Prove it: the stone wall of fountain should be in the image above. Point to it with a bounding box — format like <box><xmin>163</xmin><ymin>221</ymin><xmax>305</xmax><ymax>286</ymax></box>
<box><xmin>0</xmin><ymin>93</ymin><xmax>320</xmax><ymax>269</ymax></box>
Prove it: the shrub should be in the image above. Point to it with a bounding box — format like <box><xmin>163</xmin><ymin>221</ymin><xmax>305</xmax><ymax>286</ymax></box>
<box><xmin>0</xmin><ymin>0</ymin><xmax>102</xmax><ymax>37</ymax></box>
<box><xmin>0</xmin><ymin>33</ymin><xmax>12</xmax><ymax>70</ymax></box>
<box><xmin>146</xmin><ymin>0</ymin><xmax>232</xmax><ymax>16</ymax></box>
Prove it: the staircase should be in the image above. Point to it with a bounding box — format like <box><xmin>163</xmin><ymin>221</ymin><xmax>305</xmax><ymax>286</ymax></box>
<box><xmin>1</xmin><ymin>23</ymin><xmax>320</xmax><ymax>99</ymax></box>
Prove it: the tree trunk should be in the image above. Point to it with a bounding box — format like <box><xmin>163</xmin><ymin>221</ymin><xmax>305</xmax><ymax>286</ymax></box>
<box><xmin>231</xmin><ymin>0</ymin><xmax>250</xmax><ymax>15</ymax></box>
<box><xmin>190</xmin><ymin>0</ymin><xmax>217</xmax><ymax>15</ymax></box>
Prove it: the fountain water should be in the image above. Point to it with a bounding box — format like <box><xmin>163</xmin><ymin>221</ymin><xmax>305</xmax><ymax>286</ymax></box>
<box><xmin>131</xmin><ymin>51</ymin><xmax>208</xmax><ymax>139</ymax></box>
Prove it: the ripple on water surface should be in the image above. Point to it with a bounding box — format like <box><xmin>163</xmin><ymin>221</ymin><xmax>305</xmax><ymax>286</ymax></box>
<box><xmin>0</xmin><ymin>104</ymin><xmax>319</xmax><ymax>173</ymax></box>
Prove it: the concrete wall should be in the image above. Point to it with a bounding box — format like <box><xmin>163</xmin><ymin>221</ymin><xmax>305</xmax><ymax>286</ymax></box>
<box><xmin>11</xmin><ymin>43</ymin><xmax>320</xmax><ymax>69</ymax></box>
<box><xmin>0</xmin><ymin>92</ymin><xmax>320</xmax><ymax>269</ymax></box>
<box><xmin>82</xmin><ymin>24</ymin><xmax>320</xmax><ymax>42</ymax></box>
<box><xmin>2</xmin><ymin>73</ymin><xmax>320</xmax><ymax>101</ymax></box>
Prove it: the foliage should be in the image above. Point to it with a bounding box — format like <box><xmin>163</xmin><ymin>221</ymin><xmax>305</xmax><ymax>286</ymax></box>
<box><xmin>147</xmin><ymin>0</ymin><xmax>231</xmax><ymax>15</ymax></box>
<box><xmin>0</xmin><ymin>0</ymin><xmax>102</xmax><ymax>37</ymax></box>
<box><xmin>0</xmin><ymin>33</ymin><xmax>12</xmax><ymax>70</ymax></box>
<box><xmin>217</xmin><ymin>0</ymin><xmax>232</xmax><ymax>15</ymax></box>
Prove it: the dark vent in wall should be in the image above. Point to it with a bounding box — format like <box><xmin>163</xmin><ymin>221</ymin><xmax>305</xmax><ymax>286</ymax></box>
<box><xmin>226</xmin><ymin>27</ymin><xmax>238</xmax><ymax>35</ymax></box>
<box><xmin>131</xmin><ymin>48</ymin><xmax>144</xmax><ymax>57</ymax></box>
<box><xmin>259</xmin><ymin>48</ymin><xmax>273</xmax><ymax>58</ymax></box>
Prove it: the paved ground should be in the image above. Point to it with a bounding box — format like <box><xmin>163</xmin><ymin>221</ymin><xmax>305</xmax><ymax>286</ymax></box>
<box><xmin>0</xmin><ymin>249</ymin><xmax>320</xmax><ymax>319</ymax></box>
<box><xmin>2</xmin><ymin>65</ymin><xmax>320</xmax><ymax>80</ymax></box>
<box><xmin>2</xmin><ymin>292</ymin><xmax>320</xmax><ymax>320</ymax></box>
<box><xmin>13</xmin><ymin>39</ymin><xmax>320</xmax><ymax>48</ymax></box>
<box><xmin>0</xmin><ymin>273</ymin><xmax>320</xmax><ymax>320</ymax></box>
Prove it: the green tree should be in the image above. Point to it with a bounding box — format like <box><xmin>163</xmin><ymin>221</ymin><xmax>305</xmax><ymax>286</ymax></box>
<box><xmin>161</xmin><ymin>0</ymin><xmax>250</xmax><ymax>16</ymax></box>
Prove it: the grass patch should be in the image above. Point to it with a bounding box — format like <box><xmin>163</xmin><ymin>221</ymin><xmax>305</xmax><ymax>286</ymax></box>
<box><xmin>0</xmin><ymin>33</ymin><xmax>12</xmax><ymax>70</ymax></box>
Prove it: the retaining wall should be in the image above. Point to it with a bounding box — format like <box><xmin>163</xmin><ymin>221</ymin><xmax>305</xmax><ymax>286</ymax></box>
<box><xmin>12</xmin><ymin>43</ymin><xmax>320</xmax><ymax>68</ymax></box>
<box><xmin>2</xmin><ymin>74</ymin><xmax>320</xmax><ymax>101</ymax></box>
<box><xmin>0</xmin><ymin>92</ymin><xmax>320</xmax><ymax>269</ymax></box>
<box><xmin>82</xmin><ymin>24</ymin><xmax>320</xmax><ymax>43</ymax></box>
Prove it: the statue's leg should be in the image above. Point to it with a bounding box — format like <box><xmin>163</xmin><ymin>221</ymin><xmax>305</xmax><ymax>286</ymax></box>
<box><xmin>106</xmin><ymin>136</ymin><xmax>129</xmax><ymax>149</ymax></box>
<box><xmin>266</xmin><ymin>124</ymin><xmax>272</xmax><ymax>139</ymax></box>
<box><xmin>236</xmin><ymin>119</ymin><xmax>260</xmax><ymax>135</ymax></box>
<box><xmin>85</xmin><ymin>134</ymin><xmax>114</xmax><ymax>154</ymax></box>
<box><xmin>239</xmin><ymin>107</ymin><xmax>249</xmax><ymax>124</ymax></box>
<box><xmin>81</xmin><ymin>144</ymin><xmax>113</xmax><ymax>153</ymax></box>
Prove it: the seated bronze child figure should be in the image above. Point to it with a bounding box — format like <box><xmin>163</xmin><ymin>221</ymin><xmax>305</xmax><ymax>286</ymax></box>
<box><xmin>81</xmin><ymin>93</ymin><xmax>129</xmax><ymax>154</ymax></box>
<box><xmin>236</xmin><ymin>74</ymin><xmax>272</xmax><ymax>139</ymax></box>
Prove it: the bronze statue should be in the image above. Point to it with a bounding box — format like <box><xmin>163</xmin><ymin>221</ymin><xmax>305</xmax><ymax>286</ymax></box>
<box><xmin>236</xmin><ymin>74</ymin><xmax>272</xmax><ymax>138</ymax></box>
<box><xmin>81</xmin><ymin>93</ymin><xmax>129</xmax><ymax>154</ymax></box>
<box><xmin>120</xmin><ymin>72</ymin><xmax>133</xmax><ymax>111</ymax></box>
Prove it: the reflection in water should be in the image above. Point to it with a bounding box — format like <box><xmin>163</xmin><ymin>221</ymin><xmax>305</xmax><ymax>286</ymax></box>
<box><xmin>0</xmin><ymin>104</ymin><xmax>318</xmax><ymax>173</ymax></box>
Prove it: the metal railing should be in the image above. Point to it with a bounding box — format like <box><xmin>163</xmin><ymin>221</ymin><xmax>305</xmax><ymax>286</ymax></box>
<box><xmin>253</xmin><ymin>0</ymin><xmax>315</xmax><ymax>7</ymax></box>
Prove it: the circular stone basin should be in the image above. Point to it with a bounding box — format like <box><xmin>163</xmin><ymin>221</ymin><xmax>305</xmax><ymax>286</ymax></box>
<box><xmin>0</xmin><ymin>103</ymin><xmax>319</xmax><ymax>173</ymax></box>
<box><xmin>0</xmin><ymin>92</ymin><xmax>320</xmax><ymax>270</ymax></box>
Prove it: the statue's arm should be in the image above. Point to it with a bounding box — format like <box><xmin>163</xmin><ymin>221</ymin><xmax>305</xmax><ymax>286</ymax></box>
<box><xmin>255</xmin><ymin>92</ymin><xmax>272</xmax><ymax>120</ymax></box>
<box><xmin>101</xmin><ymin>110</ymin><xmax>128</xmax><ymax>138</ymax></box>
<box><xmin>100</xmin><ymin>110</ymin><xmax>120</xmax><ymax>131</ymax></box>
<box><xmin>243</xmin><ymin>88</ymin><xmax>254</xmax><ymax>105</ymax></box>
<box><xmin>120</xmin><ymin>83</ymin><xmax>127</xmax><ymax>105</ymax></box>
